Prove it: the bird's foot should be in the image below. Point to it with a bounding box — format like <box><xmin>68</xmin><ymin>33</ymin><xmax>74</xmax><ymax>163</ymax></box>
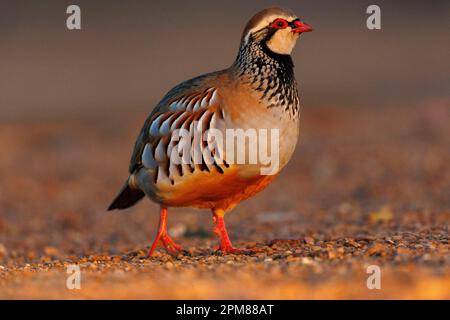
<box><xmin>161</xmin><ymin>234</ymin><xmax>184</xmax><ymax>255</ymax></box>
<box><xmin>147</xmin><ymin>233</ymin><xmax>183</xmax><ymax>257</ymax></box>
<box><xmin>147</xmin><ymin>207</ymin><xmax>184</xmax><ymax>257</ymax></box>
<box><xmin>212</xmin><ymin>211</ymin><xmax>262</xmax><ymax>255</ymax></box>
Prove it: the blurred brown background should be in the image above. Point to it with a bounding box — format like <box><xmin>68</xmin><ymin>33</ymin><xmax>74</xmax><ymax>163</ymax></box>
<box><xmin>1</xmin><ymin>0</ymin><xmax>449</xmax><ymax>122</ymax></box>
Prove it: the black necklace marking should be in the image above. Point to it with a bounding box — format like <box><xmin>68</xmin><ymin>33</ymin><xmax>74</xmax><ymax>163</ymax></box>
<box><xmin>233</xmin><ymin>33</ymin><xmax>300</xmax><ymax>118</ymax></box>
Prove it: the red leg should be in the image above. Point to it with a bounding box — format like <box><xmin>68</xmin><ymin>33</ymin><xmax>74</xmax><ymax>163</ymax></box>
<box><xmin>212</xmin><ymin>209</ymin><xmax>261</xmax><ymax>254</ymax></box>
<box><xmin>147</xmin><ymin>207</ymin><xmax>183</xmax><ymax>257</ymax></box>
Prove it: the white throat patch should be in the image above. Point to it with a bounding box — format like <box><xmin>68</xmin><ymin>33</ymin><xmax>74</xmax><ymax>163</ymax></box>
<box><xmin>266</xmin><ymin>28</ymin><xmax>300</xmax><ymax>55</ymax></box>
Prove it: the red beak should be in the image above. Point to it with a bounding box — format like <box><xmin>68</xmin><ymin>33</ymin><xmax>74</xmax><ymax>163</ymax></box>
<box><xmin>292</xmin><ymin>21</ymin><xmax>313</xmax><ymax>33</ymax></box>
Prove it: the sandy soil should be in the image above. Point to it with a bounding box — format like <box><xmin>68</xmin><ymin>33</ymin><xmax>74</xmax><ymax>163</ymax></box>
<box><xmin>0</xmin><ymin>102</ymin><xmax>449</xmax><ymax>299</ymax></box>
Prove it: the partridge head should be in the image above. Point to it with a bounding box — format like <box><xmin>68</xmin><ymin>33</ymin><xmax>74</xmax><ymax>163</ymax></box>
<box><xmin>241</xmin><ymin>6</ymin><xmax>312</xmax><ymax>55</ymax></box>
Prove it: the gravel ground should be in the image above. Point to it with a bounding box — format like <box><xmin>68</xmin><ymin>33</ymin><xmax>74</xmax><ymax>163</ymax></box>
<box><xmin>0</xmin><ymin>102</ymin><xmax>449</xmax><ymax>299</ymax></box>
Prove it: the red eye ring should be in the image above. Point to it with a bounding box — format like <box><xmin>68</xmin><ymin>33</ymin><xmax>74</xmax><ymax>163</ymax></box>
<box><xmin>270</xmin><ymin>18</ymin><xmax>288</xmax><ymax>29</ymax></box>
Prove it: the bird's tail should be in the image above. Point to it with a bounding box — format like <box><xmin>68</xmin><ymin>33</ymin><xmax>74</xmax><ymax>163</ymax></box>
<box><xmin>107</xmin><ymin>180</ymin><xmax>145</xmax><ymax>211</ymax></box>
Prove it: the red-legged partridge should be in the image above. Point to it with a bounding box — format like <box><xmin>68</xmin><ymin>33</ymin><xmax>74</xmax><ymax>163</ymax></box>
<box><xmin>108</xmin><ymin>7</ymin><xmax>312</xmax><ymax>255</ymax></box>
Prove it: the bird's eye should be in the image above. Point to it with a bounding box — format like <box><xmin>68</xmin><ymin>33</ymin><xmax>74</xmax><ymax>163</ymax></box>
<box><xmin>271</xmin><ymin>18</ymin><xmax>288</xmax><ymax>29</ymax></box>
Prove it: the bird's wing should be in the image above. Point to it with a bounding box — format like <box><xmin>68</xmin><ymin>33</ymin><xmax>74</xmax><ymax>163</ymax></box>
<box><xmin>128</xmin><ymin>72</ymin><xmax>229</xmax><ymax>185</ymax></box>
